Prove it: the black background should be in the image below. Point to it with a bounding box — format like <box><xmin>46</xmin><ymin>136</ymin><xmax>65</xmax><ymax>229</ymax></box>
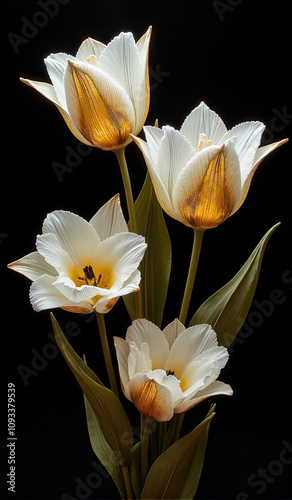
<box><xmin>1</xmin><ymin>0</ymin><xmax>291</xmax><ymax>498</ymax></box>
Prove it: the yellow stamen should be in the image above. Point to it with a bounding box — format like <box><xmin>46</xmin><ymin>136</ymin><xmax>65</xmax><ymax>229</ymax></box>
<box><xmin>196</xmin><ymin>133</ymin><xmax>211</xmax><ymax>152</ymax></box>
<box><xmin>85</xmin><ymin>55</ymin><xmax>98</xmax><ymax>67</ymax></box>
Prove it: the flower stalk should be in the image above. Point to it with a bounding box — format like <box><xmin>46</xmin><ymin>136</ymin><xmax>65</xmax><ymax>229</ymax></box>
<box><xmin>95</xmin><ymin>312</ymin><xmax>119</xmax><ymax>398</ymax></box>
<box><xmin>179</xmin><ymin>229</ymin><xmax>204</xmax><ymax>325</ymax></box>
<box><xmin>114</xmin><ymin>147</ymin><xmax>143</xmax><ymax>319</ymax></box>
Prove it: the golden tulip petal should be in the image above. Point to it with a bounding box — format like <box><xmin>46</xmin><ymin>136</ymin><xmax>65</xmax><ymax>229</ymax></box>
<box><xmin>129</xmin><ymin>374</ymin><xmax>174</xmax><ymax>421</ymax></box>
<box><xmin>174</xmin><ymin>143</ymin><xmax>241</xmax><ymax>229</ymax></box>
<box><xmin>65</xmin><ymin>60</ymin><xmax>135</xmax><ymax>150</ymax></box>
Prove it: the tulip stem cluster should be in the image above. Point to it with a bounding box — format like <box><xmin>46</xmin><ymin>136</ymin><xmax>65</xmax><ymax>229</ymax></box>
<box><xmin>179</xmin><ymin>229</ymin><xmax>205</xmax><ymax>325</ymax></box>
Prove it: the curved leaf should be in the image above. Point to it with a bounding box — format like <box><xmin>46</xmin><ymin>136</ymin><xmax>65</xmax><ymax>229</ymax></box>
<box><xmin>84</xmin><ymin>396</ymin><xmax>126</xmax><ymax>498</ymax></box>
<box><xmin>51</xmin><ymin>313</ymin><xmax>133</xmax><ymax>465</ymax></box>
<box><xmin>140</xmin><ymin>410</ymin><xmax>215</xmax><ymax>499</ymax></box>
<box><xmin>189</xmin><ymin>223</ymin><xmax>280</xmax><ymax>348</ymax></box>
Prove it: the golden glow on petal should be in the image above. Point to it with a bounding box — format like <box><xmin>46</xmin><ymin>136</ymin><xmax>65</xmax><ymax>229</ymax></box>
<box><xmin>131</xmin><ymin>379</ymin><xmax>157</xmax><ymax>418</ymax></box>
<box><xmin>69</xmin><ymin>62</ymin><xmax>132</xmax><ymax>150</ymax></box>
<box><xmin>179</xmin><ymin>146</ymin><xmax>237</xmax><ymax>229</ymax></box>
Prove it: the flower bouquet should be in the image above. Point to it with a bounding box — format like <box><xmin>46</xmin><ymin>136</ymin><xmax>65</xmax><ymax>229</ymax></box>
<box><xmin>8</xmin><ymin>27</ymin><xmax>287</xmax><ymax>499</ymax></box>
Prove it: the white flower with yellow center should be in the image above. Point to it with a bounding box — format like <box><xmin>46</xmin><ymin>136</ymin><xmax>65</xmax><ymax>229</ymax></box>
<box><xmin>132</xmin><ymin>101</ymin><xmax>287</xmax><ymax>229</ymax></box>
<box><xmin>20</xmin><ymin>27</ymin><xmax>151</xmax><ymax>151</ymax></box>
<box><xmin>114</xmin><ymin>318</ymin><xmax>232</xmax><ymax>422</ymax></box>
<box><xmin>8</xmin><ymin>195</ymin><xmax>147</xmax><ymax>314</ymax></box>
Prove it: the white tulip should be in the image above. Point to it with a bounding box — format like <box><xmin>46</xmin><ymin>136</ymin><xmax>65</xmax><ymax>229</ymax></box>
<box><xmin>114</xmin><ymin>318</ymin><xmax>232</xmax><ymax>421</ymax></box>
<box><xmin>8</xmin><ymin>195</ymin><xmax>147</xmax><ymax>314</ymax></box>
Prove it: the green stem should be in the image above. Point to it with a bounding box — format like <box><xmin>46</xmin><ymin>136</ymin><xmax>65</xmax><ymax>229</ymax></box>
<box><xmin>174</xmin><ymin>412</ymin><xmax>185</xmax><ymax>442</ymax></box>
<box><xmin>162</xmin><ymin>414</ymin><xmax>178</xmax><ymax>453</ymax></box>
<box><xmin>141</xmin><ymin>416</ymin><xmax>152</xmax><ymax>487</ymax></box>
<box><xmin>114</xmin><ymin>147</ymin><xmax>142</xmax><ymax>319</ymax></box>
<box><xmin>179</xmin><ymin>229</ymin><xmax>204</xmax><ymax>325</ymax></box>
<box><xmin>95</xmin><ymin>312</ymin><xmax>119</xmax><ymax>398</ymax></box>
<box><xmin>114</xmin><ymin>147</ymin><xmax>137</xmax><ymax>233</ymax></box>
<box><xmin>121</xmin><ymin>465</ymin><xmax>133</xmax><ymax>500</ymax></box>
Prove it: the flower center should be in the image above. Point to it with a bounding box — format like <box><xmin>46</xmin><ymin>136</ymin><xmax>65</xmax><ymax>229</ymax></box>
<box><xmin>71</xmin><ymin>264</ymin><xmax>114</xmax><ymax>289</ymax></box>
<box><xmin>196</xmin><ymin>133</ymin><xmax>211</xmax><ymax>152</ymax></box>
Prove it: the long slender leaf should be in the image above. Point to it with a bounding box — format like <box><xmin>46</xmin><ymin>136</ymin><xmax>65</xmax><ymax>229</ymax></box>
<box><xmin>124</xmin><ymin>172</ymin><xmax>171</xmax><ymax>326</ymax></box>
<box><xmin>84</xmin><ymin>396</ymin><xmax>126</xmax><ymax>498</ymax></box>
<box><xmin>189</xmin><ymin>223</ymin><xmax>280</xmax><ymax>348</ymax></box>
<box><xmin>140</xmin><ymin>411</ymin><xmax>215</xmax><ymax>499</ymax></box>
<box><xmin>51</xmin><ymin>313</ymin><xmax>133</xmax><ymax>465</ymax></box>
<box><xmin>180</xmin><ymin>405</ymin><xmax>215</xmax><ymax>499</ymax></box>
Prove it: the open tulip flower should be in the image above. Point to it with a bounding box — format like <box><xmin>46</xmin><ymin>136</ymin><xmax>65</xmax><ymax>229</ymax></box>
<box><xmin>114</xmin><ymin>318</ymin><xmax>233</xmax><ymax>422</ymax></box>
<box><xmin>8</xmin><ymin>195</ymin><xmax>147</xmax><ymax>314</ymax></box>
<box><xmin>20</xmin><ymin>27</ymin><xmax>151</xmax><ymax>151</ymax></box>
<box><xmin>133</xmin><ymin>101</ymin><xmax>287</xmax><ymax>229</ymax></box>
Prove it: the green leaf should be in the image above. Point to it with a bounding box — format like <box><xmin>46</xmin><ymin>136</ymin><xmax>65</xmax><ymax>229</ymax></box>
<box><xmin>129</xmin><ymin>441</ymin><xmax>142</xmax><ymax>499</ymax></box>
<box><xmin>140</xmin><ymin>410</ymin><xmax>215</xmax><ymax>500</ymax></box>
<box><xmin>189</xmin><ymin>223</ymin><xmax>280</xmax><ymax>348</ymax></box>
<box><xmin>51</xmin><ymin>313</ymin><xmax>133</xmax><ymax>465</ymax></box>
<box><xmin>84</xmin><ymin>396</ymin><xmax>126</xmax><ymax>498</ymax></box>
<box><xmin>124</xmin><ymin>172</ymin><xmax>172</xmax><ymax>327</ymax></box>
<box><xmin>180</xmin><ymin>405</ymin><xmax>215</xmax><ymax>499</ymax></box>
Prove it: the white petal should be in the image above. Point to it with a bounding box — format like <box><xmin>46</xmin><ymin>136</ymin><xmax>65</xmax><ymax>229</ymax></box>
<box><xmin>132</xmin><ymin>135</ymin><xmax>180</xmax><ymax>222</ymax></box>
<box><xmin>180</xmin><ymin>101</ymin><xmax>227</xmax><ymax>148</ymax></box>
<box><xmin>53</xmin><ymin>275</ymin><xmax>99</xmax><ymax>302</ymax></box>
<box><xmin>165</xmin><ymin>324</ymin><xmax>219</xmax><ymax>380</ymax></box>
<box><xmin>128</xmin><ymin>343</ymin><xmax>152</xmax><ymax>379</ymax></box>
<box><xmin>36</xmin><ymin>233</ymin><xmax>73</xmax><ymax>276</ymax></box>
<box><xmin>221</xmin><ymin>121</ymin><xmax>265</xmax><ymax>185</ymax></box>
<box><xmin>20</xmin><ymin>78</ymin><xmax>60</xmax><ymax>105</ymax></box>
<box><xmin>93</xmin><ymin>232</ymin><xmax>146</xmax><ymax>284</ymax></box>
<box><xmin>233</xmin><ymin>138</ymin><xmax>288</xmax><ymax>214</ymax></box>
<box><xmin>157</xmin><ymin>127</ymin><xmax>196</xmax><ymax>205</ymax></box>
<box><xmin>129</xmin><ymin>373</ymin><xmax>174</xmax><ymax>421</ymax></box>
<box><xmin>113</xmin><ymin>337</ymin><xmax>131</xmax><ymax>399</ymax></box>
<box><xmin>76</xmin><ymin>37</ymin><xmax>106</xmax><ymax>62</ymax></box>
<box><xmin>45</xmin><ymin>52</ymin><xmax>77</xmax><ymax>109</ymax></box>
<box><xmin>163</xmin><ymin>319</ymin><xmax>185</xmax><ymax>349</ymax></box>
<box><xmin>149</xmin><ymin>370</ymin><xmax>184</xmax><ymax>407</ymax></box>
<box><xmin>143</xmin><ymin>125</ymin><xmax>165</xmax><ymax>163</ymax></box>
<box><xmin>95</xmin><ymin>270</ymin><xmax>141</xmax><ymax>314</ymax></box>
<box><xmin>136</xmin><ymin>26</ymin><xmax>152</xmax><ymax>72</ymax></box>
<box><xmin>29</xmin><ymin>274</ymin><xmax>93</xmax><ymax>312</ymax></box>
<box><xmin>89</xmin><ymin>194</ymin><xmax>128</xmax><ymax>241</ymax></box>
<box><xmin>175</xmin><ymin>380</ymin><xmax>233</xmax><ymax>413</ymax></box>
<box><xmin>8</xmin><ymin>251</ymin><xmax>56</xmax><ymax>281</ymax></box>
<box><xmin>42</xmin><ymin>210</ymin><xmax>100</xmax><ymax>269</ymax></box>
<box><xmin>126</xmin><ymin>319</ymin><xmax>169</xmax><ymax>370</ymax></box>
<box><xmin>98</xmin><ymin>32</ymin><xmax>144</xmax><ymax>130</ymax></box>
<box><xmin>180</xmin><ymin>345</ymin><xmax>229</xmax><ymax>397</ymax></box>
